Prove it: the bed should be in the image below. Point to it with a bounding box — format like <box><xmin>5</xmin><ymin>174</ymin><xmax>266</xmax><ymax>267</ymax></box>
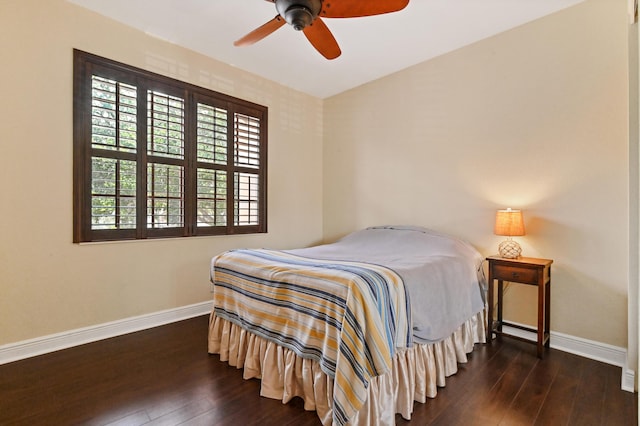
<box><xmin>208</xmin><ymin>226</ymin><xmax>486</xmax><ymax>425</ymax></box>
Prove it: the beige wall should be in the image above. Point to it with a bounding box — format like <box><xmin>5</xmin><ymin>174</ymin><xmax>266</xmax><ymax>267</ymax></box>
<box><xmin>0</xmin><ymin>0</ymin><xmax>324</xmax><ymax>345</ymax></box>
<box><xmin>323</xmin><ymin>0</ymin><xmax>629</xmax><ymax>347</ymax></box>
<box><xmin>0</xmin><ymin>0</ymin><xmax>632</xmax><ymax>355</ymax></box>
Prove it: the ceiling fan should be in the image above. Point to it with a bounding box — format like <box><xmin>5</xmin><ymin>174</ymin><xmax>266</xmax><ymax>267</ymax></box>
<box><xmin>234</xmin><ymin>0</ymin><xmax>410</xmax><ymax>60</ymax></box>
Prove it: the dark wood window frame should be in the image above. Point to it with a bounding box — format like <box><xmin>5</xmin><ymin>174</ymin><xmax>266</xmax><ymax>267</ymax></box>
<box><xmin>73</xmin><ymin>50</ymin><xmax>267</xmax><ymax>243</ymax></box>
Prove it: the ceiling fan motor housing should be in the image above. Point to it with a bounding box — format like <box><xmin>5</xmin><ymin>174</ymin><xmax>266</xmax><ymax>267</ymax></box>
<box><xmin>275</xmin><ymin>0</ymin><xmax>322</xmax><ymax>31</ymax></box>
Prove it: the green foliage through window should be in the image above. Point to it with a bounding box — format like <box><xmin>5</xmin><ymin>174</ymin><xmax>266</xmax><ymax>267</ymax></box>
<box><xmin>73</xmin><ymin>50</ymin><xmax>267</xmax><ymax>242</ymax></box>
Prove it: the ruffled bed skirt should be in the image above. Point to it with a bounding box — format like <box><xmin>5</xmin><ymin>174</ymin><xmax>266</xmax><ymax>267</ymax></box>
<box><xmin>208</xmin><ymin>310</ymin><xmax>486</xmax><ymax>426</ymax></box>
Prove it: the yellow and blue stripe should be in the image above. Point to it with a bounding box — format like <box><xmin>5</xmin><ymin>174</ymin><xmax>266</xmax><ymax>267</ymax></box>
<box><xmin>211</xmin><ymin>249</ymin><xmax>411</xmax><ymax>426</ymax></box>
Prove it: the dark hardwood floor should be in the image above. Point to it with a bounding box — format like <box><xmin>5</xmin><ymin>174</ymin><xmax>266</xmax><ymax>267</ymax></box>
<box><xmin>0</xmin><ymin>315</ymin><xmax>636</xmax><ymax>425</ymax></box>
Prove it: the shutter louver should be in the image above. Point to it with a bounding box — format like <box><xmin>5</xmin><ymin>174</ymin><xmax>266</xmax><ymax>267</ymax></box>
<box><xmin>234</xmin><ymin>113</ymin><xmax>260</xmax><ymax>168</ymax></box>
<box><xmin>146</xmin><ymin>90</ymin><xmax>185</xmax><ymax>230</ymax></box>
<box><xmin>74</xmin><ymin>50</ymin><xmax>267</xmax><ymax>242</ymax></box>
<box><xmin>89</xmin><ymin>76</ymin><xmax>138</xmax><ymax>231</ymax></box>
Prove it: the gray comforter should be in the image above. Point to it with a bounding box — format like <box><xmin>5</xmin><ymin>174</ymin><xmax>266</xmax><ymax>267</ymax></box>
<box><xmin>286</xmin><ymin>225</ymin><xmax>485</xmax><ymax>343</ymax></box>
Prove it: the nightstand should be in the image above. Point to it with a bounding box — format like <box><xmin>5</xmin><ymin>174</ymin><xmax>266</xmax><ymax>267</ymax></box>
<box><xmin>486</xmin><ymin>255</ymin><xmax>553</xmax><ymax>358</ymax></box>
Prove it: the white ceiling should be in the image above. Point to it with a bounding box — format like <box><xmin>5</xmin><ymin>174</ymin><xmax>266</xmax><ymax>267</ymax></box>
<box><xmin>68</xmin><ymin>0</ymin><xmax>585</xmax><ymax>99</ymax></box>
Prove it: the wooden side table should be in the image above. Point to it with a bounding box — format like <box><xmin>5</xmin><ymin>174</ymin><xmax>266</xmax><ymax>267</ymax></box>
<box><xmin>486</xmin><ymin>255</ymin><xmax>553</xmax><ymax>358</ymax></box>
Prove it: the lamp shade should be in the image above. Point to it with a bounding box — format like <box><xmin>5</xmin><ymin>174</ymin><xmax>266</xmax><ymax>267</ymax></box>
<box><xmin>494</xmin><ymin>208</ymin><xmax>525</xmax><ymax>237</ymax></box>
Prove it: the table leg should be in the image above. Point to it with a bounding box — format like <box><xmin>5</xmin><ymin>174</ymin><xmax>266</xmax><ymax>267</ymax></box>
<box><xmin>487</xmin><ymin>276</ymin><xmax>493</xmax><ymax>344</ymax></box>
<box><xmin>545</xmin><ymin>280</ymin><xmax>551</xmax><ymax>348</ymax></box>
<box><xmin>497</xmin><ymin>280</ymin><xmax>504</xmax><ymax>333</ymax></box>
<box><xmin>537</xmin><ymin>277</ymin><xmax>545</xmax><ymax>358</ymax></box>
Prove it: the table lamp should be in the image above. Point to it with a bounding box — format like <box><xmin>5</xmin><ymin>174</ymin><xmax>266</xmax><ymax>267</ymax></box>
<box><xmin>494</xmin><ymin>208</ymin><xmax>525</xmax><ymax>258</ymax></box>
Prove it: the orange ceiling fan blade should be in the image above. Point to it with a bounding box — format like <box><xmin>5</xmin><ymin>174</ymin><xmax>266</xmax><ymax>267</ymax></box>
<box><xmin>320</xmin><ymin>0</ymin><xmax>409</xmax><ymax>18</ymax></box>
<box><xmin>234</xmin><ymin>0</ymin><xmax>407</xmax><ymax>59</ymax></box>
<box><xmin>303</xmin><ymin>17</ymin><xmax>341</xmax><ymax>60</ymax></box>
<box><xmin>234</xmin><ymin>15</ymin><xmax>286</xmax><ymax>46</ymax></box>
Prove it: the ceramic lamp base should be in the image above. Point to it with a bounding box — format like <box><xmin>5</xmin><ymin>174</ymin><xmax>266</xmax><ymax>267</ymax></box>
<box><xmin>498</xmin><ymin>239</ymin><xmax>522</xmax><ymax>259</ymax></box>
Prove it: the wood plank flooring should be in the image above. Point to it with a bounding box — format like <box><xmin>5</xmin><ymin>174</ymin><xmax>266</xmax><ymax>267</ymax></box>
<box><xmin>0</xmin><ymin>315</ymin><xmax>636</xmax><ymax>425</ymax></box>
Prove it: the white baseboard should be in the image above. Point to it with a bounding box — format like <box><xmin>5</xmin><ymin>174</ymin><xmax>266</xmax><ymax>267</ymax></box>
<box><xmin>1</xmin><ymin>306</ymin><xmax>636</xmax><ymax>393</ymax></box>
<box><xmin>501</xmin><ymin>324</ymin><xmax>636</xmax><ymax>392</ymax></box>
<box><xmin>0</xmin><ymin>301</ymin><xmax>212</xmax><ymax>366</ymax></box>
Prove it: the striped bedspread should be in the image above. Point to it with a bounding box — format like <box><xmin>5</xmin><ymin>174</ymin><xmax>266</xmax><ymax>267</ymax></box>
<box><xmin>210</xmin><ymin>249</ymin><xmax>412</xmax><ymax>426</ymax></box>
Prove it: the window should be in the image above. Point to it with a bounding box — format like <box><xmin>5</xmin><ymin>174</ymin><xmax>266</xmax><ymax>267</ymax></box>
<box><xmin>73</xmin><ymin>50</ymin><xmax>267</xmax><ymax>242</ymax></box>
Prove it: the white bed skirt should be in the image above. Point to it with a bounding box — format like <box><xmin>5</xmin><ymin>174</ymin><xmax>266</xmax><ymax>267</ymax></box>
<box><xmin>208</xmin><ymin>310</ymin><xmax>486</xmax><ymax>426</ymax></box>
